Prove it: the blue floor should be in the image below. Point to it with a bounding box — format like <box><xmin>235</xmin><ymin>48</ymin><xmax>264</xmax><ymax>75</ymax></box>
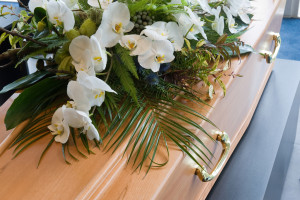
<box><xmin>278</xmin><ymin>18</ymin><xmax>300</xmax><ymax>61</ymax></box>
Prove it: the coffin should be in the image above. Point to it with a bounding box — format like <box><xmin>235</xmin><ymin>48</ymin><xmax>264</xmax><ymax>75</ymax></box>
<box><xmin>0</xmin><ymin>0</ymin><xmax>286</xmax><ymax>199</ymax></box>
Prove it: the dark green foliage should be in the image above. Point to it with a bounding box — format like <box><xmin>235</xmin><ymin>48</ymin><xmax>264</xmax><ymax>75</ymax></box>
<box><xmin>5</xmin><ymin>77</ymin><xmax>67</xmax><ymax>130</ymax></box>
<box><xmin>0</xmin><ymin>71</ymin><xmax>50</xmax><ymax>94</ymax></box>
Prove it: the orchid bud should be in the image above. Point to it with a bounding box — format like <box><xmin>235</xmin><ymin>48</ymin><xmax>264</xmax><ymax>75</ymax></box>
<box><xmin>79</xmin><ymin>19</ymin><xmax>96</xmax><ymax>37</ymax></box>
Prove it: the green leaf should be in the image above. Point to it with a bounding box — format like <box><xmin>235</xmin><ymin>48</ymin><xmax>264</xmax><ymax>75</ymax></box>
<box><xmin>112</xmin><ymin>56</ymin><xmax>139</xmax><ymax>105</ymax></box>
<box><xmin>78</xmin><ymin>0</ymin><xmax>91</xmax><ymax>10</ymax></box>
<box><xmin>225</xmin><ymin>44</ymin><xmax>254</xmax><ymax>56</ymax></box>
<box><xmin>34</xmin><ymin>7</ymin><xmax>47</xmax><ymax>23</ymax></box>
<box><xmin>5</xmin><ymin>77</ymin><xmax>67</xmax><ymax>130</ymax></box>
<box><xmin>0</xmin><ymin>71</ymin><xmax>50</xmax><ymax>94</ymax></box>
<box><xmin>115</xmin><ymin>45</ymin><xmax>139</xmax><ymax>79</ymax></box>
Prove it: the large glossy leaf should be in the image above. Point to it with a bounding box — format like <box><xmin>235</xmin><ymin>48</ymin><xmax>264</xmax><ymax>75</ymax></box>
<box><xmin>0</xmin><ymin>71</ymin><xmax>50</xmax><ymax>94</ymax></box>
<box><xmin>5</xmin><ymin>77</ymin><xmax>67</xmax><ymax>130</ymax></box>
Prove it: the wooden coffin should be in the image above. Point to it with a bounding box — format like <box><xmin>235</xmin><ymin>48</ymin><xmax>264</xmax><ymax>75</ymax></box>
<box><xmin>0</xmin><ymin>0</ymin><xmax>286</xmax><ymax>199</ymax></box>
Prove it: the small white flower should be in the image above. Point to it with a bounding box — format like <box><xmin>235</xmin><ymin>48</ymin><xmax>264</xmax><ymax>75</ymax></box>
<box><xmin>88</xmin><ymin>0</ymin><xmax>113</xmax><ymax>9</ymax></box>
<box><xmin>69</xmin><ymin>35</ymin><xmax>107</xmax><ymax>75</ymax></box>
<box><xmin>63</xmin><ymin>108</ymin><xmax>100</xmax><ymax>141</ymax></box>
<box><xmin>211</xmin><ymin>6</ymin><xmax>224</xmax><ymax>36</ymax></box>
<box><xmin>48</xmin><ymin>106</ymin><xmax>70</xmax><ymax>144</ymax></box>
<box><xmin>119</xmin><ymin>35</ymin><xmax>152</xmax><ymax>56</ymax></box>
<box><xmin>76</xmin><ymin>71</ymin><xmax>117</xmax><ymax>107</ymax></box>
<box><xmin>47</xmin><ymin>0</ymin><xmax>75</xmax><ymax>31</ymax></box>
<box><xmin>141</xmin><ymin>21</ymin><xmax>184</xmax><ymax>51</ymax></box>
<box><xmin>138</xmin><ymin>40</ymin><xmax>175</xmax><ymax>72</ymax></box>
<box><xmin>223</xmin><ymin>6</ymin><xmax>238</xmax><ymax>34</ymax></box>
<box><xmin>28</xmin><ymin>0</ymin><xmax>47</xmax><ymax>12</ymax></box>
<box><xmin>174</xmin><ymin>6</ymin><xmax>207</xmax><ymax>40</ymax></box>
<box><xmin>227</xmin><ymin>0</ymin><xmax>251</xmax><ymax>24</ymax></box>
<box><xmin>195</xmin><ymin>0</ymin><xmax>212</xmax><ymax>14</ymax></box>
<box><xmin>67</xmin><ymin>81</ymin><xmax>91</xmax><ymax>113</ymax></box>
<box><xmin>61</xmin><ymin>0</ymin><xmax>78</xmax><ymax>9</ymax></box>
<box><xmin>95</xmin><ymin>2</ymin><xmax>134</xmax><ymax>48</ymax></box>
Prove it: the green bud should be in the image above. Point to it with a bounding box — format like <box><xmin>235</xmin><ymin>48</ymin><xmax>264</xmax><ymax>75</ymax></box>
<box><xmin>66</xmin><ymin>29</ymin><xmax>80</xmax><ymax>40</ymax></box>
<box><xmin>37</xmin><ymin>21</ymin><xmax>46</xmax><ymax>32</ymax></box>
<box><xmin>79</xmin><ymin>18</ymin><xmax>97</xmax><ymax>37</ymax></box>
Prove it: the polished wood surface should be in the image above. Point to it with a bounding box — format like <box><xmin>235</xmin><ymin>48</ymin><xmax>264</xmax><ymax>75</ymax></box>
<box><xmin>0</xmin><ymin>0</ymin><xmax>286</xmax><ymax>199</ymax></box>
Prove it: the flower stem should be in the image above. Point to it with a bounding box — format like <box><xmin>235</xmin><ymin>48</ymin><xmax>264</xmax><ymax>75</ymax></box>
<box><xmin>203</xmin><ymin>16</ymin><xmax>214</xmax><ymax>23</ymax></box>
<box><xmin>105</xmin><ymin>57</ymin><xmax>113</xmax><ymax>82</ymax></box>
<box><xmin>185</xmin><ymin>24</ymin><xmax>194</xmax><ymax>38</ymax></box>
<box><xmin>0</xmin><ymin>27</ymin><xmax>47</xmax><ymax>46</ymax></box>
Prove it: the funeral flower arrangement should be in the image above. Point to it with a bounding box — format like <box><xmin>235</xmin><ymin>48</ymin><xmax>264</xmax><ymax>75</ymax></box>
<box><xmin>0</xmin><ymin>0</ymin><xmax>253</xmax><ymax>170</ymax></box>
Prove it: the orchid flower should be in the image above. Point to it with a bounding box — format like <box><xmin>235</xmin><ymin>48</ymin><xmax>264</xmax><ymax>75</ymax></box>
<box><xmin>138</xmin><ymin>40</ymin><xmax>175</xmax><ymax>72</ymax></box>
<box><xmin>95</xmin><ymin>2</ymin><xmax>134</xmax><ymax>48</ymax></box>
<box><xmin>174</xmin><ymin>6</ymin><xmax>207</xmax><ymax>40</ymax></box>
<box><xmin>47</xmin><ymin>0</ymin><xmax>75</xmax><ymax>31</ymax></box>
<box><xmin>76</xmin><ymin>71</ymin><xmax>117</xmax><ymax>107</ymax></box>
<box><xmin>88</xmin><ymin>0</ymin><xmax>113</xmax><ymax>9</ymax></box>
<box><xmin>63</xmin><ymin>108</ymin><xmax>100</xmax><ymax>141</ymax></box>
<box><xmin>67</xmin><ymin>81</ymin><xmax>91</xmax><ymax>113</ymax></box>
<box><xmin>69</xmin><ymin>35</ymin><xmax>107</xmax><ymax>75</ymax></box>
<box><xmin>48</xmin><ymin>106</ymin><xmax>70</xmax><ymax>144</ymax></box>
<box><xmin>211</xmin><ymin>6</ymin><xmax>224</xmax><ymax>36</ymax></box>
<box><xmin>28</xmin><ymin>0</ymin><xmax>47</xmax><ymax>12</ymax></box>
<box><xmin>195</xmin><ymin>0</ymin><xmax>212</xmax><ymax>14</ymax></box>
<box><xmin>223</xmin><ymin>6</ymin><xmax>238</xmax><ymax>34</ymax></box>
<box><xmin>141</xmin><ymin>22</ymin><xmax>184</xmax><ymax>51</ymax></box>
<box><xmin>61</xmin><ymin>0</ymin><xmax>78</xmax><ymax>9</ymax></box>
<box><xmin>119</xmin><ymin>35</ymin><xmax>152</xmax><ymax>56</ymax></box>
<box><xmin>227</xmin><ymin>0</ymin><xmax>251</xmax><ymax>24</ymax></box>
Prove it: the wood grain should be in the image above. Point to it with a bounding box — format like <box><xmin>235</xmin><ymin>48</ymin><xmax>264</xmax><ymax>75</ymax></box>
<box><xmin>0</xmin><ymin>0</ymin><xmax>286</xmax><ymax>199</ymax></box>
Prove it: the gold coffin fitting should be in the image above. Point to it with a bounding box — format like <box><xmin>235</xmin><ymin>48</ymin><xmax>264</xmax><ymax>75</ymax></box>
<box><xmin>261</xmin><ymin>33</ymin><xmax>281</xmax><ymax>63</ymax></box>
<box><xmin>195</xmin><ymin>131</ymin><xmax>230</xmax><ymax>182</ymax></box>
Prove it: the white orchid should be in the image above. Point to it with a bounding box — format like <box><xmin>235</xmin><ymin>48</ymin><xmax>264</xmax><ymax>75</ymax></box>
<box><xmin>63</xmin><ymin>108</ymin><xmax>100</xmax><ymax>141</ymax></box>
<box><xmin>76</xmin><ymin>71</ymin><xmax>117</xmax><ymax>107</ymax></box>
<box><xmin>95</xmin><ymin>2</ymin><xmax>134</xmax><ymax>48</ymax></box>
<box><xmin>227</xmin><ymin>0</ymin><xmax>251</xmax><ymax>24</ymax></box>
<box><xmin>211</xmin><ymin>6</ymin><xmax>224</xmax><ymax>36</ymax></box>
<box><xmin>174</xmin><ymin>6</ymin><xmax>207</xmax><ymax>40</ymax></box>
<box><xmin>119</xmin><ymin>35</ymin><xmax>152</xmax><ymax>56</ymax></box>
<box><xmin>48</xmin><ymin>106</ymin><xmax>70</xmax><ymax>144</ymax></box>
<box><xmin>195</xmin><ymin>0</ymin><xmax>212</xmax><ymax>14</ymax></box>
<box><xmin>88</xmin><ymin>0</ymin><xmax>113</xmax><ymax>9</ymax></box>
<box><xmin>61</xmin><ymin>0</ymin><xmax>78</xmax><ymax>9</ymax></box>
<box><xmin>47</xmin><ymin>0</ymin><xmax>75</xmax><ymax>31</ymax></box>
<box><xmin>141</xmin><ymin>21</ymin><xmax>184</xmax><ymax>51</ymax></box>
<box><xmin>223</xmin><ymin>6</ymin><xmax>238</xmax><ymax>34</ymax></box>
<box><xmin>28</xmin><ymin>0</ymin><xmax>47</xmax><ymax>12</ymax></box>
<box><xmin>69</xmin><ymin>35</ymin><xmax>107</xmax><ymax>75</ymax></box>
<box><xmin>138</xmin><ymin>40</ymin><xmax>175</xmax><ymax>72</ymax></box>
<box><xmin>67</xmin><ymin>81</ymin><xmax>91</xmax><ymax>113</ymax></box>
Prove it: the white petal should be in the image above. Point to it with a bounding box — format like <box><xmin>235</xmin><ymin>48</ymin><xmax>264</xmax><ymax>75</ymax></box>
<box><xmin>153</xmin><ymin>40</ymin><xmax>175</xmax><ymax>63</ymax></box>
<box><xmin>88</xmin><ymin>0</ymin><xmax>99</xmax><ymax>7</ymax></box>
<box><xmin>90</xmin><ymin>35</ymin><xmax>107</xmax><ymax>72</ymax></box>
<box><xmin>124</xmin><ymin>21</ymin><xmax>134</xmax><ymax>32</ymax></box>
<box><xmin>131</xmin><ymin>37</ymin><xmax>152</xmax><ymax>56</ymax></box>
<box><xmin>54</xmin><ymin>120</ymin><xmax>70</xmax><ymax>144</ymax></box>
<box><xmin>138</xmin><ymin>50</ymin><xmax>160</xmax><ymax>72</ymax></box>
<box><xmin>69</xmin><ymin>36</ymin><xmax>91</xmax><ymax>62</ymax></box>
<box><xmin>28</xmin><ymin>0</ymin><xmax>45</xmax><ymax>12</ymax></box>
<box><xmin>107</xmin><ymin>2</ymin><xmax>130</xmax><ymax>27</ymax></box>
<box><xmin>51</xmin><ymin>107</ymin><xmax>64</xmax><ymax>124</ymax></box>
<box><xmin>239</xmin><ymin>11</ymin><xmax>250</xmax><ymax>24</ymax></box>
<box><xmin>97</xmin><ymin>22</ymin><xmax>121</xmax><ymax>48</ymax></box>
<box><xmin>166</xmin><ymin>22</ymin><xmax>184</xmax><ymax>51</ymax></box>
<box><xmin>62</xmin><ymin>7</ymin><xmax>75</xmax><ymax>31</ymax></box>
<box><xmin>67</xmin><ymin>81</ymin><xmax>91</xmax><ymax>112</ymax></box>
<box><xmin>63</xmin><ymin>107</ymin><xmax>87</xmax><ymax>128</ymax></box>
<box><xmin>86</xmin><ymin>123</ymin><xmax>100</xmax><ymax>141</ymax></box>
